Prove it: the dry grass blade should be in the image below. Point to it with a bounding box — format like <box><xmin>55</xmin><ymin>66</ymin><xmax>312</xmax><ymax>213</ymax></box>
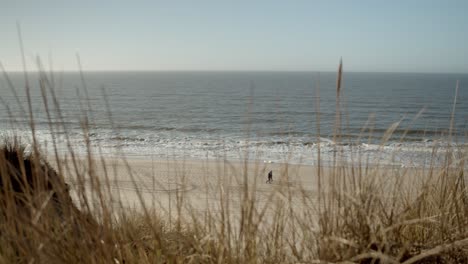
<box><xmin>402</xmin><ymin>238</ymin><xmax>468</xmax><ymax>264</ymax></box>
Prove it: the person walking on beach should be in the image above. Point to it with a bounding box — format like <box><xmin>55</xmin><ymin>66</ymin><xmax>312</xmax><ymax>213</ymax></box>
<box><xmin>266</xmin><ymin>170</ymin><xmax>273</xmax><ymax>184</ymax></box>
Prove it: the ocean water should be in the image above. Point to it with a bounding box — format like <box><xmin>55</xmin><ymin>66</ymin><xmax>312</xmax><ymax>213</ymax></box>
<box><xmin>1</xmin><ymin>71</ymin><xmax>467</xmax><ymax>167</ymax></box>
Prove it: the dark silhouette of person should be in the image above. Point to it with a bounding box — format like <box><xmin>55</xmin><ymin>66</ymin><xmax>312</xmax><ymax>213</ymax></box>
<box><xmin>267</xmin><ymin>170</ymin><xmax>273</xmax><ymax>184</ymax></box>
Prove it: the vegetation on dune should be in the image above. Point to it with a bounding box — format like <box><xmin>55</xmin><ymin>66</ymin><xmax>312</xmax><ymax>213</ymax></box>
<box><xmin>0</xmin><ymin>61</ymin><xmax>466</xmax><ymax>263</ymax></box>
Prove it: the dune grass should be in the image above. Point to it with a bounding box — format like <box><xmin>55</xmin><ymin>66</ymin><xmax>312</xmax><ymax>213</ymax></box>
<box><xmin>0</xmin><ymin>60</ymin><xmax>467</xmax><ymax>264</ymax></box>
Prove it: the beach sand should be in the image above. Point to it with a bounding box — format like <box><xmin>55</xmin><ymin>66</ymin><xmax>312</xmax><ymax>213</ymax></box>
<box><xmin>58</xmin><ymin>157</ymin><xmax>327</xmax><ymax>220</ymax></box>
<box><xmin>59</xmin><ymin>156</ymin><xmax>433</xmax><ymax>220</ymax></box>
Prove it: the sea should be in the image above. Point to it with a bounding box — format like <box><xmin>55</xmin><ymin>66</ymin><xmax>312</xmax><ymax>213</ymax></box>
<box><xmin>1</xmin><ymin>71</ymin><xmax>467</xmax><ymax>167</ymax></box>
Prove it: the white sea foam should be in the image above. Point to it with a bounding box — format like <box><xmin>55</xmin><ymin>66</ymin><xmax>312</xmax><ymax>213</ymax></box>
<box><xmin>5</xmin><ymin>128</ymin><xmax>465</xmax><ymax>169</ymax></box>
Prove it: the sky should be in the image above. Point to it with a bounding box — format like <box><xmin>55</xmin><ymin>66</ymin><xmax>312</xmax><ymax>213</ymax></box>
<box><xmin>0</xmin><ymin>0</ymin><xmax>467</xmax><ymax>73</ymax></box>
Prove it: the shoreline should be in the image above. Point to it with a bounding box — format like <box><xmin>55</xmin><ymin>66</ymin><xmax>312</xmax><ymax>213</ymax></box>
<box><xmin>55</xmin><ymin>150</ymin><xmax>465</xmax><ymax>171</ymax></box>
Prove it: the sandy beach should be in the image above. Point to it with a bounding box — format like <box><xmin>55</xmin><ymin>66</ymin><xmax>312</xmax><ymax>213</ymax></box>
<box><xmin>59</xmin><ymin>155</ymin><xmax>437</xmax><ymax>222</ymax></box>
<box><xmin>59</xmin><ymin>157</ymin><xmax>325</xmax><ymax>219</ymax></box>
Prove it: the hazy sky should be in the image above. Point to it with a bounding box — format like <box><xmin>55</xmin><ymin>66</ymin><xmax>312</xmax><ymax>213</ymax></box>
<box><xmin>1</xmin><ymin>0</ymin><xmax>467</xmax><ymax>72</ymax></box>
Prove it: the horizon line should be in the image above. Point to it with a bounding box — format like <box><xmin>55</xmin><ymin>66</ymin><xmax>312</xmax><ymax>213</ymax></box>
<box><xmin>2</xmin><ymin>69</ymin><xmax>468</xmax><ymax>75</ymax></box>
